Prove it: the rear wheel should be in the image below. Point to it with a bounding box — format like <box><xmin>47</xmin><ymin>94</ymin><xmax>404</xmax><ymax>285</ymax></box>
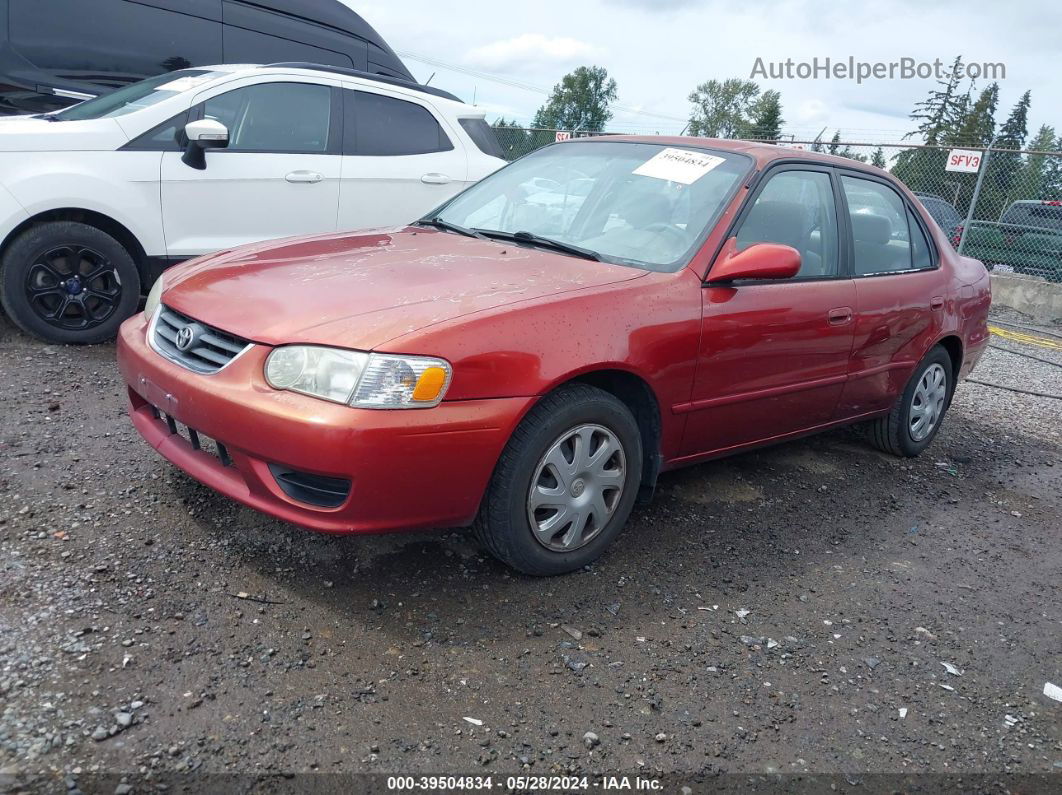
<box><xmin>474</xmin><ymin>384</ymin><xmax>643</xmax><ymax>576</ymax></box>
<box><xmin>866</xmin><ymin>345</ymin><xmax>953</xmax><ymax>457</ymax></box>
<box><xmin>0</xmin><ymin>221</ymin><xmax>140</xmax><ymax>344</ymax></box>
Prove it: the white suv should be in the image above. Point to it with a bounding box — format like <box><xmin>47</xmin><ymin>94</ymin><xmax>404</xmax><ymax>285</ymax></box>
<box><xmin>0</xmin><ymin>63</ymin><xmax>505</xmax><ymax>343</ymax></box>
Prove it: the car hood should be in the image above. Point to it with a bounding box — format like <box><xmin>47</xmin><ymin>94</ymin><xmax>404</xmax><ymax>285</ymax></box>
<box><xmin>0</xmin><ymin>116</ymin><xmax>129</xmax><ymax>151</ymax></box>
<box><xmin>162</xmin><ymin>228</ymin><xmax>646</xmax><ymax>349</ymax></box>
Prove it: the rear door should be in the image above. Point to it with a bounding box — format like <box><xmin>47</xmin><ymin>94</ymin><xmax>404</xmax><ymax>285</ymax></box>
<box><xmin>336</xmin><ymin>86</ymin><xmax>469</xmax><ymax>231</ymax></box>
<box><xmin>835</xmin><ymin>172</ymin><xmax>945</xmax><ymax>417</ymax></box>
<box><xmin>160</xmin><ymin>77</ymin><xmax>342</xmax><ymax>256</ymax></box>
<box><xmin>682</xmin><ymin>165</ymin><xmax>857</xmax><ymax>456</ymax></box>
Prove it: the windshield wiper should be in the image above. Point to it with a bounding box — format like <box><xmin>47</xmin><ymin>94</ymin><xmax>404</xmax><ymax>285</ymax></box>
<box><xmin>477</xmin><ymin>229</ymin><xmax>601</xmax><ymax>261</ymax></box>
<box><xmin>415</xmin><ymin>217</ymin><xmax>489</xmax><ymax>241</ymax></box>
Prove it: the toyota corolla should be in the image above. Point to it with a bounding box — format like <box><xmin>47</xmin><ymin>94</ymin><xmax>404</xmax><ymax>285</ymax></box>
<box><xmin>116</xmin><ymin>137</ymin><xmax>991</xmax><ymax>575</ymax></box>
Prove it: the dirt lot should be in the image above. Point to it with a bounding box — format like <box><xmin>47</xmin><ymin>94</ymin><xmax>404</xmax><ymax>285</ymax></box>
<box><xmin>1</xmin><ymin>309</ymin><xmax>1060</xmax><ymax>792</ymax></box>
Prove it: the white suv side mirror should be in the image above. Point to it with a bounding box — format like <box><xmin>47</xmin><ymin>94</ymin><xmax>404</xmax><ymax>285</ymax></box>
<box><xmin>181</xmin><ymin>119</ymin><xmax>229</xmax><ymax>170</ymax></box>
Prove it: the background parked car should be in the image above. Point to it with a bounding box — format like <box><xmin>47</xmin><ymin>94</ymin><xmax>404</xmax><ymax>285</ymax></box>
<box><xmin>957</xmin><ymin>199</ymin><xmax>1062</xmax><ymax>282</ymax></box>
<box><xmin>0</xmin><ymin>0</ymin><xmax>414</xmax><ymax>115</ymax></box>
<box><xmin>0</xmin><ymin>63</ymin><xmax>505</xmax><ymax>344</ymax></box>
<box><xmin>913</xmin><ymin>191</ymin><xmax>963</xmax><ymax>244</ymax></box>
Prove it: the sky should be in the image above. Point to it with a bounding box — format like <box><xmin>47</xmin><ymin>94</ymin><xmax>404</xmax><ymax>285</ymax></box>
<box><xmin>345</xmin><ymin>0</ymin><xmax>1061</xmax><ymax>145</ymax></box>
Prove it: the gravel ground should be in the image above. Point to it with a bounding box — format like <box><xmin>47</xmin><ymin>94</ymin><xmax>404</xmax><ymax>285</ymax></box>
<box><xmin>0</xmin><ymin>308</ymin><xmax>1060</xmax><ymax>792</ymax></box>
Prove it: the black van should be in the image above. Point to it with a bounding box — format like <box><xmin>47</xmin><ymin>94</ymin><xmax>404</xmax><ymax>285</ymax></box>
<box><xmin>0</xmin><ymin>0</ymin><xmax>413</xmax><ymax>114</ymax></box>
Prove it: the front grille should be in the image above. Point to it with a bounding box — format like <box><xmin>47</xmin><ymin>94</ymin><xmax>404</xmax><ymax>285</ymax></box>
<box><xmin>152</xmin><ymin>305</ymin><xmax>251</xmax><ymax>374</ymax></box>
<box><xmin>268</xmin><ymin>464</ymin><xmax>351</xmax><ymax>508</ymax></box>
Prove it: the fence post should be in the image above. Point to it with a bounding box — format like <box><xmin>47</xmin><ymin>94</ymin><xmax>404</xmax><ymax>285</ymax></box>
<box><xmin>957</xmin><ymin>139</ymin><xmax>995</xmax><ymax>257</ymax></box>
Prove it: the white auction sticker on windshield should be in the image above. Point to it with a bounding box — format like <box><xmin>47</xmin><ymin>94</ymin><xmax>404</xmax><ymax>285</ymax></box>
<box><xmin>156</xmin><ymin>75</ymin><xmax>215</xmax><ymax>93</ymax></box>
<box><xmin>633</xmin><ymin>148</ymin><xmax>726</xmax><ymax>184</ymax></box>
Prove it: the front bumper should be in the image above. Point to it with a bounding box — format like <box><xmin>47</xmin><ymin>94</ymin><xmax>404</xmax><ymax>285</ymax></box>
<box><xmin>116</xmin><ymin>313</ymin><xmax>533</xmax><ymax>534</ymax></box>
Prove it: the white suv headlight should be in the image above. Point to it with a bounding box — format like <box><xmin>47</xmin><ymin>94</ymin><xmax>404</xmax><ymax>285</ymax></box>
<box><xmin>144</xmin><ymin>275</ymin><xmax>165</xmax><ymax>317</ymax></box>
<box><xmin>264</xmin><ymin>346</ymin><xmax>452</xmax><ymax>408</ymax></box>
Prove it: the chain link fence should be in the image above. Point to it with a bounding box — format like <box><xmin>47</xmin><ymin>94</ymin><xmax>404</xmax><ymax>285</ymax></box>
<box><xmin>489</xmin><ymin>127</ymin><xmax>1062</xmax><ymax>283</ymax></box>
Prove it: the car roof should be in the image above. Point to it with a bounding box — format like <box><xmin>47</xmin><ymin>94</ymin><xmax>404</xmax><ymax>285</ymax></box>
<box><xmin>193</xmin><ymin>63</ymin><xmax>470</xmax><ymax>109</ymax></box>
<box><xmin>564</xmin><ymin>135</ymin><xmax>895</xmax><ymax>174</ymax></box>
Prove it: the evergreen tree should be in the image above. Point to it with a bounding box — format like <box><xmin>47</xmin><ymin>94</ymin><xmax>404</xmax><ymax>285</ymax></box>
<box><xmin>1041</xmin><ymin>136</ymin><xmax>1062</xmax><ymax>200</ymax></box>
<box><xmin>980</xmin><ymin>90</ymin><xmax>1031</xmax><ymax>220</ymax></box>
<box><xmin>906</xmin><ymin>55</ymin><xmax>967</xmax><ymax>145</ymax></box>
<box><xmin>871</xmin><ymin>148</ymin><xmax>887</xmax><ymax>169</ymax></box>
<box><xmin>823</xmin><ymin>130</ymin><xmax>865</xmax><ymax>161</ymax></box>
<box><xmin>949</xmin><ymin>83</ymin><xmax>999</xmax><ymax>147</ymax></box>
<box><xmin>532</xmin><ymin>66</ymin><xmax>617</xmax><ymax>132</ymax></box>
<box><xmin>893</xmin><ymin>56</ymin><xmax>969</xmax><ymax>194</ymax></box>
<box><xmin>1014</xmin><ymin>124</ymin><xmax>1058</xmax><ymax>201</ymax></box>
<box><xmin>944</xmin><ymin>83</ymin><xmax>1000</xmax><ymax>213</ymax></box>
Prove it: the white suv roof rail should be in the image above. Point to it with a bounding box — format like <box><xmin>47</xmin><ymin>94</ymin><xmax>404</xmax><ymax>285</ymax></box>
<box><xmin>263</xmin><ymin>62</ymin><xmax>463</xmax><ymax>103</ymax></box>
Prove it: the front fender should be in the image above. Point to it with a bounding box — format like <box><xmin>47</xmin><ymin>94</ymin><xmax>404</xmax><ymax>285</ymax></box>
<box><xmin>0</xmin><ymin>151</ymin><xmax>164</xmax><ymax>256</ymax></box>
<box><xmin>378</xmin><ymin>268</ymin><xmax>705</xmax><ymax>461</ymax></box>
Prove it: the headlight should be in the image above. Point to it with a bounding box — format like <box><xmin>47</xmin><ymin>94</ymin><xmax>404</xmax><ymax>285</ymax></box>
<box><xmin>264</xmin><ymin>346</ymin><xmax>451</xmax><ymax>409</ymax></box>
<box><xmin>144</xmin><ymin>275</ymin><xmax>165</xmax><ymax>317</ymax></box>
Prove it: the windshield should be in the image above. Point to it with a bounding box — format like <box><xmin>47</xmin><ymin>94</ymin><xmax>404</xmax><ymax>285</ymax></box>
<box><xmin>432</xmin><ymin>141</ymin><xmax>751</xmax><ymax>271</ymax></box>
<box><xmin>52</xmin><ymin>70</ymin><xmax>221</xmax><ymax>121</ymax></box>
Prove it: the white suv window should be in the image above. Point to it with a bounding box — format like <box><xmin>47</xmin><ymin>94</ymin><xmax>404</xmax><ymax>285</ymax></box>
<box><xmin>201</xmin><ymin>82</ymin><xmax>332</xmax><ymax>153</ymax></box>
<box><xmin>342</xmin><ymin>90</ymin><xmax>452</xmax><ymax>156</ymax></box>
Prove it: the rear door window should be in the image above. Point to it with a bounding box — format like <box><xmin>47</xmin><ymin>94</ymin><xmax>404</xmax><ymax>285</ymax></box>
<box><xmin>342</xmin><ymin>91</ymin><xmax>453</xmax><ymax>156</ymax></box>
<box><xmin>842</xmin><ymin>176</ymin><xmax>937</xmax><ymax>274</ymax></box>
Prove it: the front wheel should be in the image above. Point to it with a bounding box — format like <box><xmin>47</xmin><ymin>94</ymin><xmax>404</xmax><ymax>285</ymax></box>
<box><xmin>475</xmin><ymin>384</ymin><xmax>643</xmax><ymax>576</ymax></box>
<box><xmin>0</xmin><ymin>221</ymin><xmax>141</xmax><ymax>344</ymax></box>
<box><xmin>866</xmin><ymin>345</ymin><xmax>953</xmax><ymax>457</ymax></box>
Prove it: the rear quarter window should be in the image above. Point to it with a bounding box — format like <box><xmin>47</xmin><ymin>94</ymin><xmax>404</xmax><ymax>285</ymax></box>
<box><xmin>1028</xmin><ymin>205</ymin><xmax>1062</xmax><ymax>231</ymax></box>
<box><xmin>458</xmin><ymin>118</ymin><xmax>504</xmax><ymax>158</ymax></box>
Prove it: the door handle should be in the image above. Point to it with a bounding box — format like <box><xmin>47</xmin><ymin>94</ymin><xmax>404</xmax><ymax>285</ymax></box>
<box><xmin>827</xmin><ymin>307</ymin><xmax>853</xmax><ymax>326</ymax></box>
<box><xmin>420</xmin><ymin>172</ymin><xmax>452</xmax><ymax>185</ymax></box>
<box><xmin>285</xmin><ymin>170</ymin><xmax>323</xmax><ymax>183</ymax></box>
<box><xmin>930</xmin><ymin>296</ymin><xmax>945</xmax><ymax>310</ymax></box>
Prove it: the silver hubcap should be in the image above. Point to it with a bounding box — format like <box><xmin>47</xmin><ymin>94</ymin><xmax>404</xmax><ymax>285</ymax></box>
<box><xmin>527</xmin><ymin>424</ymin><xmax>626</xmax><ymax>552</ymax></box>
<box><xmin>909</xmin><ymin>362</ymin><xmax>947</xmax><ymax>441</ymax></box>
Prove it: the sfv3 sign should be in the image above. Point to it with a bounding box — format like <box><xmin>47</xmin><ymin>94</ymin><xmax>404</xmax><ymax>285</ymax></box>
<box><xmin>946</xmin><ymin>149</ymin><xmax>983</xmax><ymax>173</ymax></box>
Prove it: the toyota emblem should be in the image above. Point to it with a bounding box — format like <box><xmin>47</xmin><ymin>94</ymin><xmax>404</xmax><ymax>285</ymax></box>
<box><xmin>175</xmin><ymin>325</ymin><xmax>195</xmax><ymax>351</ymax></box>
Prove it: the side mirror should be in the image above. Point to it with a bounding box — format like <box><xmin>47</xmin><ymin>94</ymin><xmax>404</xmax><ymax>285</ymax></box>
<box><xmin>706</xmin><ymin>239</ymin><xmax>801</xmax><ymax>284</ymax></box>
<box><xmin>181</xmin><ymin>119</ymin><xmax>229</xmax><ymax>170</ymax></box>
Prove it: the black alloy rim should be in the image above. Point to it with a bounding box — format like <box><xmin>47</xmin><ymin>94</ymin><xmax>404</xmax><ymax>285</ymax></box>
<box><xmin>24</xmin><ymin>244</ymin><xmax>122</xmax><ymax>330</ymax></box>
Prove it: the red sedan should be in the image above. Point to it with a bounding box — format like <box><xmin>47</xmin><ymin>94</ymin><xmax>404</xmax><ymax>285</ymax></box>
<box><xmin>117</xmin><ymin>137</ymin><xmax>991</xmax><ymax>575</ymax></box>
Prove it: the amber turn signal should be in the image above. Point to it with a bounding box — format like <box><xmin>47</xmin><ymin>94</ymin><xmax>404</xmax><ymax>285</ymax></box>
<box><xmin>411</xmin><ymin>366</ymin><xmax>448</xmax><ymax>402</ymax></box>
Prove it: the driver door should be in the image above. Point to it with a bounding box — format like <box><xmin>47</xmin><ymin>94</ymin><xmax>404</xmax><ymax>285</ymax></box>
<box><xmin>160</xmin><ymin>78</ymin><xmax>342</xmax><ymax>257</ymax></box>
<box><xmin>681</xmin><ymin>166</ymin><xmax>857</xmax><ymax>456</ymax></box>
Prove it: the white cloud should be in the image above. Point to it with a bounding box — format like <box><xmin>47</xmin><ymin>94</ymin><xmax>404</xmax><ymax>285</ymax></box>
<box><xmin>464</xmin><ymin>34</ymin><xmax>603</xmax><ymax>71</ymax></box>
<box><xmin>794</xmin><ymin>99</ymin><xmax>828</xmax><ymax>125</ymax></box>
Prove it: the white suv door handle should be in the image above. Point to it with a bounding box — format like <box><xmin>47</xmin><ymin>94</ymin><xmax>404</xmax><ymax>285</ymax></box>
<box><xmin>285</xmin><ymin>170</ymin><xmax>323</xmax><ymax>183</ymax></box>
<box><xmin>421</xmin><ymin>172</ymin><xmax>452</xmax><ymax>185</ymax></box>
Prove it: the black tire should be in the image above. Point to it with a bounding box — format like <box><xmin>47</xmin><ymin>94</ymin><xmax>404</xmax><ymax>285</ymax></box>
<box><xmin>866</xmin><ymin>345</ymin><xmax>954</xmax><ymax>457</ymax></box>
<box><xmin>0</xmin><ymin>221</ymin><xmax>140</xmax><ymax>344</ymax></box>
<box><xmin>474</xmin><ymin>384</ymin><xmax>643</xmax><ymax>576</ymax></box>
